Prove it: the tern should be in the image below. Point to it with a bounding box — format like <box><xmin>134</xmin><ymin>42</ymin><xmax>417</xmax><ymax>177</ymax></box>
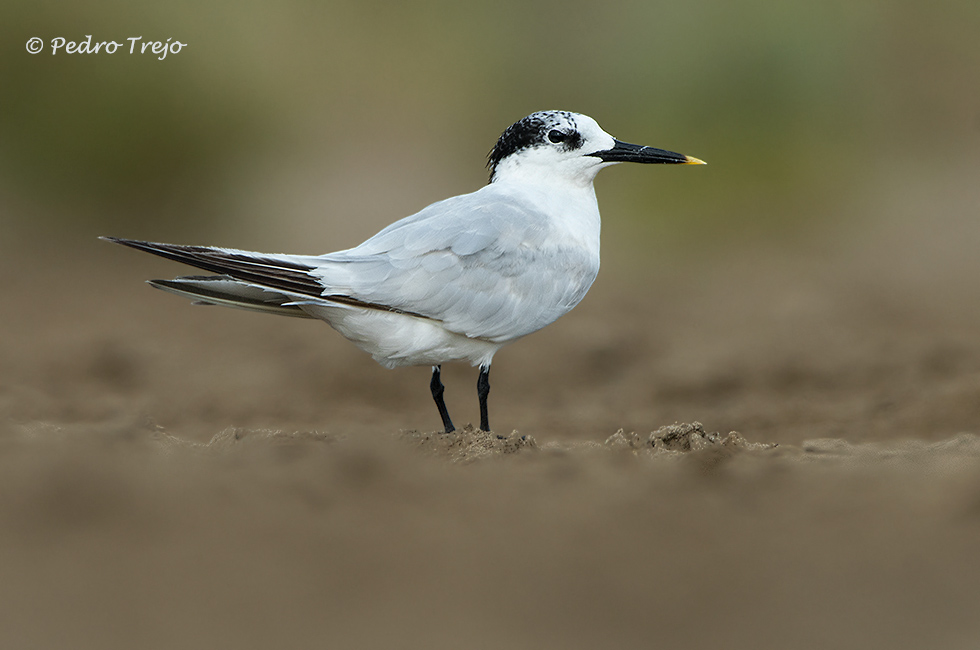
<box><xmin>103</xmin><ymin>110</ymin><xmax>703</xmax><ymax>433</ymax></box>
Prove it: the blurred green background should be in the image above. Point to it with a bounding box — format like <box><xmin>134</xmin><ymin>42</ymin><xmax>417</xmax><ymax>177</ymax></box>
<box><xmin>1</xmin><ymin>0</ymin><xmax>978</xmax><ymax>255</ymax></box>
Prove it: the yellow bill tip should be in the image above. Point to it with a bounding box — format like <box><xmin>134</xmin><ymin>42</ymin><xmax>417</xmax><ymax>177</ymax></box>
<box><xmin>683</xmin><ymin>155</ymin><xmax>706</xmax><ymax>165</ymax></box>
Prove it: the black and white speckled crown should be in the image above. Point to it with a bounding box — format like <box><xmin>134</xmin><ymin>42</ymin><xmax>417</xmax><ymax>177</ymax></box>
<box><xmin>487</xmin><ymin>111</ymin><xmax>585</xmax><ymax>181</ymax></box>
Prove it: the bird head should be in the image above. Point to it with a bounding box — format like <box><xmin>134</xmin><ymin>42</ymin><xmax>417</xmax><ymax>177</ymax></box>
<box><xmin>487</xmin><ymin>110</ymin><xmax>704</xmax><ymax>186</ymax></box>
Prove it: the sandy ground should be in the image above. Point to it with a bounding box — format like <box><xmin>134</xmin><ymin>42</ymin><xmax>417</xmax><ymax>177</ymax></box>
<box><xmin>1</xmin><ymin>164</ymin><xmax>980</xmax><ymax>649</ymax></box>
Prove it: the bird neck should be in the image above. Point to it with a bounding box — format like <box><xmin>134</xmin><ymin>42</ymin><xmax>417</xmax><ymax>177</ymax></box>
<box><xmin>489</xmin><ymin>176</ymin><xmax>601</xmax><ymax>249</ymax></box>
<box><xmin>491</xmin><ymin>158</ymin><xmax>601</xmax><ymax>189</ymax></box>
<box><xmin>491</xmin><ymin>174</ymin><xmax>598</xmax><ymax>208</ymax></box>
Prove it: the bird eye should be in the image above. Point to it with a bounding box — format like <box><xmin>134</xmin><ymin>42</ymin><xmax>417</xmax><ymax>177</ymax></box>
<box><xmin>547</xmin><ymin>129</ymin><xmax>566</xmax><ymax>144</ymax></box>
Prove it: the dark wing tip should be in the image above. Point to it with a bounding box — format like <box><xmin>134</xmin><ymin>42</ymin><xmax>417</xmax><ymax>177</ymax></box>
<box><xmin>100</xmin><ymin>236</ymin><xmax>153</xmax><ymax>250</ymax></box>
<box><xmin>101</xmin><ymin>237</ymin><xmax>326</xmax><ymax>298</ymax></box>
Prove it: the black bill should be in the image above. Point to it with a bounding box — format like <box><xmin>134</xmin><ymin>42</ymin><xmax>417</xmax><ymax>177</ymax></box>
<box><xmin>589</xmin><ymin>139</ymin><xmax>705</xmax><ymax>165</ymax></box>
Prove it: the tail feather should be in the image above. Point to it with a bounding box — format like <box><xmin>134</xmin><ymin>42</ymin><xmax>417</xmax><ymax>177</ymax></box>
<box><xmin>149</xmin><ymin>276</ymin><xmax>315</xmax><ymax>319</ymax></box>
<box><xmin>102</xmin><ymin>236</ymin><xmax>431</xmax><ymax>319</ymax></box>
<box><xmin>100</xmin><ymin>237</ymin><xmax>325</xmax><ymax>298</ymax></box>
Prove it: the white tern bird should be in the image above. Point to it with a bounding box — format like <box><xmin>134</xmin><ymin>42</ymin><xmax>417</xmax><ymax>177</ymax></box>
<box><xmin>104</xmin><ymin>110</ymin><xmax>703</xmax><ymax>433</ymax></box>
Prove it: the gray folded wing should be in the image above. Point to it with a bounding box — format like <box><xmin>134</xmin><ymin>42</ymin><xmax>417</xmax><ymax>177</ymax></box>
<box><xmin>311</xmin><ymin>185</ymin><xmax>598</xmax><ymax>342</ymax></box>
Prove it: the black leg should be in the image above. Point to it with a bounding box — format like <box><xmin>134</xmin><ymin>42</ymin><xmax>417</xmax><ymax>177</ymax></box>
<box><xmin>477</xmin><ymin>365</ymin><xmax>491</xmax><ymax>432</ymax></box>
<box><xmin>430</xmin><ymin>365</ymin><xmax>455</xmax><ymax>433</ymax></box>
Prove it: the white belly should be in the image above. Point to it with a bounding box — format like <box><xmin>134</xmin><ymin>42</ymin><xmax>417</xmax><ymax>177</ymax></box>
<box><xmin>301</xmin><ymin>303</ymin><xmax>504</xmax><ymax>369</ymax></box>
